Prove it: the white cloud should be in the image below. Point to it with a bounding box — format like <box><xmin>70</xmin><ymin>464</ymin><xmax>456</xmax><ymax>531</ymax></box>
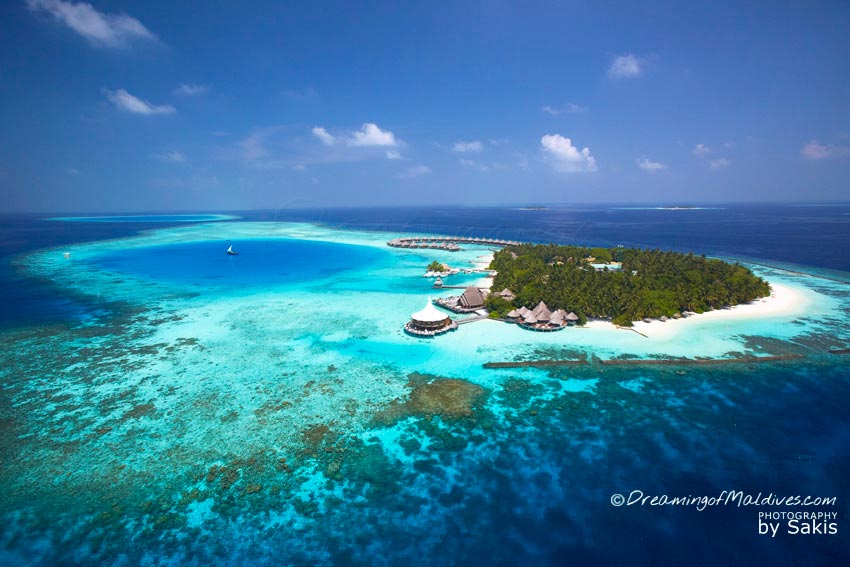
<box><xmin>312</xmin><ymin>123</ymin><xmax>399</xmax><ymax>148</ymax></box>
<box><xmin>542</xmin><ymin>103</ymin><xmax>586</xmax><ymax>115</ymax></box>
<box><xmin>453</xmin><ymin>140</ymin><xmax>483</xmax><ymax>153</ymax></box>
<box><xmin>349</xmin><ymin>123</ymin><xmax>397</xmax><ymax>147</ymax></box>
<box><xmin>398</xmin><ymin>165</ymin><xmax>431</xmax><ymax>179</ymax></box>
<box><xmin>692</xmin><ymin>143</ymin><xmax>711</xmax><ymax>157</ymax></box>
<box><xmin>459</xmin><ymin>158</ymin><xmax>489</xmax><ymax>171</ymax></box>
<box><xmin>103</xmin><ymin>88</ymin><xmax>175</xmax><ymax>115</ymax></box>
<box><xmin>385</xmin><ymin>149</ymin><xmax>402</xmax><ymax>160</ymax></box>
<box><xmin>709</xmin><ymin>158</ymin><xmax>731</xmax><ymax>169</ymax></box>
<box><xmin>174</xmin><ymin>83</ymin><xmax>208</xmax><ymax>96</ymax></box>
<box><xmin>636</xmin><ymin>157</ymin><xmax>666</xmax><ymax>172</ymax></box>
<box><xmin>608</xmin><ymin>54</ymin><xmax>642</xmax><ymax>79</ymax></box>
<box><xmin>540</xmin><ymin>134</ymin><xmax>597</xmax><ymax>173</ymax></box>
<box><xmin>155</xmin><ymin>151</ymin><xmax>185</xmax><ymax>163</ymax></box>
<box><xmin>801</xmin><ymin>140</ymin><xmax>850</xmax><ymax>160</ymax></box>
<box><xmin>312</xmin><ymin>126</ymin><xmax>336</xmax><ymax>146</ymax></box>
<box><xmin>27</xmin><ymin>0</ymin><xmax>157</xmax><ymax>48</ymax></box>
<box><xmin>66</xmin><ymin>168</ymin><xmax>81</xmax><ymax>175</ymax></box>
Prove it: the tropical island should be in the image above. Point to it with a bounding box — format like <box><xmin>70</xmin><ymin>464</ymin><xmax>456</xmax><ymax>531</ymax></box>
<box><xmin>483</xmin><ymin>243</ymin><xmax>771</xmax><ymax>326</ymax></box>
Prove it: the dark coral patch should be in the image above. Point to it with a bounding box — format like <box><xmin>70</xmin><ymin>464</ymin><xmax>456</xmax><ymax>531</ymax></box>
<box><xmin>375</xmin><ymin>374</ymin><xmax>487</xmax><ymax>425</ymax></box>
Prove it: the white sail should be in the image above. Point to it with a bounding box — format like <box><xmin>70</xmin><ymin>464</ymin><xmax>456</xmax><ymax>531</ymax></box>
<box><xmin>227</xmin><ymin>245</ymin><xmax>233</xmax><ymax>253</ymax></box>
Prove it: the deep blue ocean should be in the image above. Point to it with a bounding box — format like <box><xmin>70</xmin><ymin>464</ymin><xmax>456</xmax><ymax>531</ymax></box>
<box><xmin>1</xmin><ymin>204</ymin><xmax>849</xmax><ymax>566</ymax></box>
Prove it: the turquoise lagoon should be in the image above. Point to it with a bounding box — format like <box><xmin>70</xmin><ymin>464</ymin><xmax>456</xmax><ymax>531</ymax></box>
<box><xmin>2</xmin><ymin>221</ymin><xmax>849</xmax><ymax>565</ymax></box>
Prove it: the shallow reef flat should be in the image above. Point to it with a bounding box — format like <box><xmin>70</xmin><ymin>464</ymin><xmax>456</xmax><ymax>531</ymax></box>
<box><xmin>2</xmin><ymin>222</ymin><xmax>849</xmax><ymax>565</ymax></box>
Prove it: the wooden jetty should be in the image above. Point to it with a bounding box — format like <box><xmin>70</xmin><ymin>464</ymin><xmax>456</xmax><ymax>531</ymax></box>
<box><xmin>456</xmin><ymin>314</ymin><xmax>489</xmax><ymax>325</ymax></box>
<box><xmin>387</xmin><ymin>236</ymin><xmax>521</xmax><ymax>251</ymax></box>
<box><xmin>483</xmin><ymin>354</ymin><xmax>806</xmax><ymax>368</ymax></box>
<box><xmin>483</xmin><ymin>359</ymin><xmax>587</xmax><ymax>369</ymax></box>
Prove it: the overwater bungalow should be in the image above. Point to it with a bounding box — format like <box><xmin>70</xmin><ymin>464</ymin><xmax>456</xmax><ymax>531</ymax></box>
<box><xmin>434</xmin><ymin>285</ymin><xmax>488</xmax><ymax>313</ymax></box>
<box><xmin>518</xmin><ymin>301</ymin><xmax>569</xmax><ymax>331</ymax></box>
<box><xmin>550</xmin><ymin>310</ymin><xmax>565</xmax><ymax>327</ymax></box>
<box><xmin>460</xmin><ymin>286</ymin><xmax>486</xmax><ymax>309</ymax></box>
<box><xmin>404</xmin><ymin>300</ymin><xmax>455</xmax><ymax>337</ymax></box>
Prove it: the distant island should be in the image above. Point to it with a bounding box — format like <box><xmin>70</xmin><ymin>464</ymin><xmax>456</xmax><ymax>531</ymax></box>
<box><xmin>485</xmin><ymin>243</ymin><xmax>770</xmax><ymax>326</ymax></box>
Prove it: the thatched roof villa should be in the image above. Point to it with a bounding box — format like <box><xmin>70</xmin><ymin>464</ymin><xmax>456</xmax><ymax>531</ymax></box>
<box><xmin>515</xmin><ymin>301</ymin><xmax>579</xmax><ymax>331</ymax></box>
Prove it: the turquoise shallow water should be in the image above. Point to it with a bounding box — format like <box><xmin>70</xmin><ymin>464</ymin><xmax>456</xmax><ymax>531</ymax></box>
<box><xmin>2</xmin><ymin>219</ymin><xmax>849</xmax><ymax>566</ymax></box>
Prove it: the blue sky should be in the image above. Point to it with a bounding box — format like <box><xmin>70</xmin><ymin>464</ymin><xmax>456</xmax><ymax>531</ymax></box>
<box><xmin>2</xmin><ymin>1</ymin><xmax>849</xmax><ymax>212</ymax></box>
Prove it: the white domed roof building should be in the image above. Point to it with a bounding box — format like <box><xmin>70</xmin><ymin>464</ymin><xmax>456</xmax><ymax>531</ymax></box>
<box><xmin>404</xmin><ymin>299</ymin><xmax>455</xmax><ymax>337</ymax></box>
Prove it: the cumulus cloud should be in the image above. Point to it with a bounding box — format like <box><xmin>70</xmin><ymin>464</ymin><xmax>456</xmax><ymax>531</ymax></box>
<box><xmin>636</xmin><ymin>157</ymin><xmax>666</xmax><ymax>172</ymax></box>
<box><xmin>453</xmin><ymin>140</ymin><xmax>483</xmax><ymax>153</ymax></box>
<box><xmin>349</xmin><ymin>123</ymin><xmax>397</xmax><ymax>147</ymax></box>
<box><xmin>709</xmin><ymin>158</ymin><xmax>731</xmax><ymax>169</ymax></box>
<box><xmin>692</xmin><ymin>143</ymin><xmax>711</xmax><ymax>157</ymax></box>
<box><xmin>398</xmin><ymin>165</ymin><xmax>431</xmax><ymax>179</ymax></box>
<box><xmin>27</xmin><ymin>0</ymin><xmax>157</xmax><ymax>48</ymax></box>
<box><xmin>312</xmin><ymin>123</ymin><xmax>399</xmax><ymax>149</ymax></box>
<box><xmin>174</xmin><ymin>83</ymin><xmax>208</xmax><ymax>96</ymax></box>
<box><xmin>540</xmin><ymin>134</ymin><xmax>597</xmax><ymax>173</ymax></box>
<box><xmin>608</xmin><ymin>54</ymin><xmax>642</xmax><ymax>79</ymax></box>
<box><xmin>312</xmin><ymin>126</ymin><xmax>336</xmax><ymax>146</ymax></box>
<box><xmin>385</xmin><ymin>149</ymin><xmax>402</xmax><ymax>160</ymax></box>
<box><xmin>155</xmin><ymin>151</ymin><xmax>185</xmax><ymax>163</ymax></box>
<box><xmin>801</xmin><ymin>140</ymin><xmax>850</xmax><ymax>160</ymax></box>
<box><xmin>542</xmin><ymin>103</ymin><xmax>586</xmax><ymax>115</ymax></box>
<box><xmin>103</xmin><ymin>89</ymin><xmax>175</xmax><ymax>115</ymax></box>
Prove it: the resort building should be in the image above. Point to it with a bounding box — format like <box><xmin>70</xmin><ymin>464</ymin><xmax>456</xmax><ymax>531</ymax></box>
<box><xmin>460</xmin><ymin>286</ymin><xmax>486</xmax><ymax>309</ymax></box>
<box><xmin>589</xmin><ymin>261</ymin><xmax>623</xmax><ymax>272</ymax></box>
<box><xmin>434</xmin><ymin>285</ymin><xmax>489</xmax><ymax>313</ymax></box>
<box><xmin>517</xmin><ymin>301</ymin><xmax>575</xmax><ymax>331</ymax></box>
<box><xmin>496</xmin><ymin>288</ymin><xmax>516</xmax><ymax>301</ymax></box>
<box><xmin>404</xmin><ymin>300</ymin><xmax>455</xmax><ymax>336</ymax></box>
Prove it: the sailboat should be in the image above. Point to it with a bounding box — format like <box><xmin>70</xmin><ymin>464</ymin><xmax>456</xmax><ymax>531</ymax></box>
<box><xmin>226</xmin><ymin>244</ymin><xmax>239</xmax><ymax>256</ymax></box>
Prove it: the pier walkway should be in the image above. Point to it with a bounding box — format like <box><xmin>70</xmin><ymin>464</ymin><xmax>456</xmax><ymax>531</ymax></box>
<box><xmin>456</xmin><ymin>314</ymin><xmax>489</xmax><ymax>325</ymax></box>
<box><xmin>387</xmin><ymin>236</ymin><xmax>521</xmax><ymax>251</ymax></box>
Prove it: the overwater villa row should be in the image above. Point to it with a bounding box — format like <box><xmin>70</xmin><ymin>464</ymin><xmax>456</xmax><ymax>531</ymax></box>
<box><xmin>507</xmin><ymin>302</ymin><xmax>580</xmax><ymax>331</ymax></box>
<box><xmin>405</xmin><ymin>286</ymin><xmax>579</xmax><ymax>336</ymax></box>
<box><xmin>387</xmin><ymin>236</ymin><xmax>522</xmax><ymax>251</ymax></box>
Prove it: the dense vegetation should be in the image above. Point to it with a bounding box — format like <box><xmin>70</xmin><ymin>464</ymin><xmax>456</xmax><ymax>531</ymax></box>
<box><xmin>427</xmin><ymin>260</ymin><xmax>446</xmax><ymax>272</ymax></box>
<box><xmin>486</xmin><ymin>243</ymin><xmax>770</xmax><ymax>326</ymax></box>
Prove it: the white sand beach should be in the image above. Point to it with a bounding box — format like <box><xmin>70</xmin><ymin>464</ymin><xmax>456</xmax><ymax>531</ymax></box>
<box><xmin>623</xmin><ymin>281</ymin><xmax>811</xmax><ymax>340</ymax></box>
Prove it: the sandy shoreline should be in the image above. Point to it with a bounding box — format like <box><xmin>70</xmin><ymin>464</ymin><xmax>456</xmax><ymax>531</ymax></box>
<box><xmin>483</xmin><ymin>271</ymin><xmax>810</xmax><ymax>341</ymax></box>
